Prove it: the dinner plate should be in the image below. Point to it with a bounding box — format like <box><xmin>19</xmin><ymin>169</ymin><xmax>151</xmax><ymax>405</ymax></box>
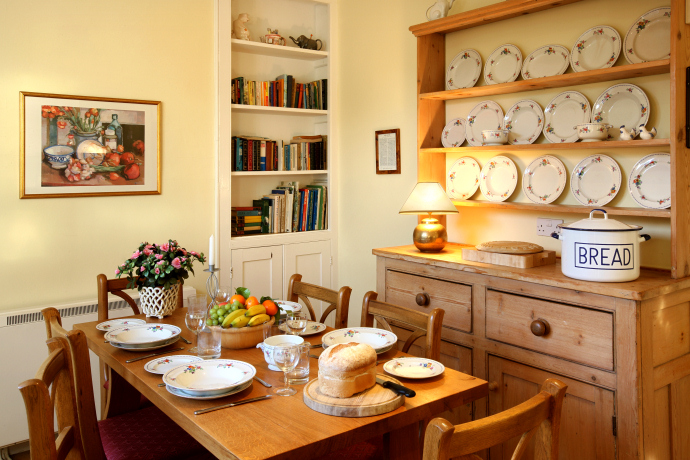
<box><xmin>479</xmin><ymin>156</ymin><xmax>517</xmax><ymax>202</ymax></box>
<box><xmin>484</xmin><ymin>44</ymin><xmax>522</xmax><ymax>85</ymax></box>
<box><xmin>570</xmin><ymin>25</ymin><xmax>621</xmax><ymax>72</ymax></box>
<box><xmin>571</xmin><ymin>154</ymin><xmax>621</xmax><ymax>206</ymax></box>
<box><xmin>274</xmin><ymin>300</ymin><xmax>302</xmax><ymax>313</ymax></box>
<box><xmin>624</xmin><ymin>7</ymin><xmax>671</xmax><ymax>64</ymax></box>
<box><xmin>591</xmin><ymin>83</ymin><xmax>650</xmax><ymax>140</ymax></box>
<box><xmin>163</xmin><ymin>359</ymin><xmax>256</xmax><ymax>396</ymax></box>
<box><xmin>521</xmin><ymin>45</ymin><xmax>570</xmax><ymax>80</ymax></box>
<box><xmin>96</xmin><ymin>318</ymin><xmax>146</xmax><ymax>332</ymax></box>
<box><xmin>322</xmin><ymin>327</ymin><xmax>398</xmax><ymax>353</ymax></box>
<box><xmin>166</xmin><ymin>380</ymin><xmax>252</xmax><ymax>400</ymax></box>
<box><xmin>441</xmin><ymin>118</ymin><xmax>467</xmax><ymax>148</ymax></box>
<box><xmin>383</xmin><ymin>357</ymin><xmax>445</xmax><ymax>379</ymax></box>
<box><xmin>503</xmin><ymin>100</ymin><xmax>544</xmax><ymax>145</ymax></box>
<box><xmin>144</xmin><ymin>355</ymin><xmax>203</xmax><ymax>375</ymax></box>
<box><xmin>105</xmin><ymin>324</ymin><xmax>181</xmax><ymax>346</ymax></box>
<box><xmin>279</xmin><ymin>320</ymin><xmax>327</xmax><ymax>336</ymax></box>
<box><xmin>466</xmin><ymin>100</ymin><xmax>504</xmax><ymax>147</ymax></box>
<box><xmin>109</xmin><ymin>336</ymin><xmax>181</xmax><ymax>352</ymax></box>
<box><xmin>447</xmin><ymin>157</ymin><xmax>481</xmax><ymax>200</ymax></box>
<box><xmin>446</xmin><ymin>49</ymin><xmax>482</xmax><ymax>90</ymax></box>
<box><xmin>523</xmin><ymin>155</ymin><xmax>567</xmax><ymax>204</ymax></box>
<box><xmin>543</xmin><ymin>91</ymin><xmax>591</xmax><ymax>143</ymax></box>
<box><xmin>629</xmin><ymin>153</ymin><xmax>671</xmax><ymax>209</ymax></box>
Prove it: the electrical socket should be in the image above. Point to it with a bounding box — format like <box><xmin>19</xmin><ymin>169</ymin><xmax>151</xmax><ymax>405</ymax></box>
<box><xmin>537</xmin><ymin>218</ymin><xmax>563</xmax><ymax>237</ymax></box>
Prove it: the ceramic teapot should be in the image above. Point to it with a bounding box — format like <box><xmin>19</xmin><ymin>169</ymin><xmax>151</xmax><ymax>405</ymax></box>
<box><xmin>289</xmin><ymin>34</ymin><xmax>323</xmax><ymax>50</ymax></box>
<box><xmin>427</xmin><ymin>0</ymin><xmax>456</xmax><ymax>21</ymax></box>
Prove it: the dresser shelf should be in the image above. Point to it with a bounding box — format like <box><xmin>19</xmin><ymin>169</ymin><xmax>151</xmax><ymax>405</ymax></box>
<box><xmin>231</xmin><ymin>38</ymin><xmax>328</xmax><ymax>60</ymax></box>
<box><xmin>424</xmin><ymin>138</ymin><xmax>669</xmax><ymax>154</ymax></box>
<box><xmin>231</xmin><ymin>170</ymin><xmax>327</xmax><ymax>176</ymax></box>
<box><xmin>231</xmin><ymin>104</ymin><xmax>327</xmax><ymax>116</ymax></box>
<box><xmin>452</xmin><ymin>200</ymin><xmax>671</xmax><ymax>218</ymax></box>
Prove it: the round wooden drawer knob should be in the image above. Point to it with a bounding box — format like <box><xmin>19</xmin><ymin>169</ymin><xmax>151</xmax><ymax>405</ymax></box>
<box><xmin>488</xmin><ymin>382</ymin><xmax>499</xmax><ymax>392</ymax></box>
<box><xmin>416</xmin><ymin>292</ymin><xmax>430</xmax><ymax>307</ymax></box>
<box><xmin>530</xmin><ymin>319</ymin><xmax>550</xmax><ymax>337</ymax></box>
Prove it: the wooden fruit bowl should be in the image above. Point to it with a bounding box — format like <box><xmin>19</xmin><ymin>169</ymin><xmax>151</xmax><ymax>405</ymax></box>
<box><xmin>214</xmin><ymin>316</ymin><xmax>275</xmax><ymax>349</ymax></box>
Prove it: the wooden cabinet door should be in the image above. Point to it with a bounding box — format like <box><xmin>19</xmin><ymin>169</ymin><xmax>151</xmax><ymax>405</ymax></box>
<box><xmin>488</xmin><ymin>356</ymin><xmax>615</xmax><ymax>460</ymax></box>
<box><xmin>283</xmin><ymin>240</ymin><xmax>332</xmax><ymax>321</ymax></box>
<box><xmin>230</xmin><ymin>246</ymin><xmax>283</xmax><ymax>299</ymax></box>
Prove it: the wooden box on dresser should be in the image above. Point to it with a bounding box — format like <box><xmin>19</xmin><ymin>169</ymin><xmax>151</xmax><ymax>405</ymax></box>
<box><xmin>375</xmin><ymin>244</ymin><xmax>690</xmax><ymax>460</ymax></box>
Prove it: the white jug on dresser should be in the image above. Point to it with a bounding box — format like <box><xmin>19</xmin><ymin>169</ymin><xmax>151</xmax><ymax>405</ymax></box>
<box><xmin>427</xmin><ymin>0</ymin><xmax>456</xmax><ymax>21</ymax></box>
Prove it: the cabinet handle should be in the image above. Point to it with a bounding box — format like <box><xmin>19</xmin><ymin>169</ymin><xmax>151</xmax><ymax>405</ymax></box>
<box><xmin>488</xmin><ymin>381</ymin><xmax>499</xmax><ymax>392</ymax></box>
<box><xmin>530</xmin><ymin>319</ymin><xmax>550</xmax><ymax>337</ymax></box>
<box><xmin>415</xmin><ymin>292</ymin><xmax>430</xmax><ymax>307</ymax></box>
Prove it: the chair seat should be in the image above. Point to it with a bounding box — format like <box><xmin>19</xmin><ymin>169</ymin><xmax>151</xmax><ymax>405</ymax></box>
<box><xmin>98</xmin><ymin>405</ymin><xmax>213</xmax><ymax>460</ymax></box>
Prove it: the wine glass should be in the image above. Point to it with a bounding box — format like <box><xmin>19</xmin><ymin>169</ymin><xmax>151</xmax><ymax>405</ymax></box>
<box><xmin>215</xmin><ymin>285</ymin><xmax>233</xmax><ymax>305</ymax></box>
<box><xmin>286</xmin><ymin>311</ymin><xmax>307</xmax><ymax>336</ymax></box>
<box><xmin>185</xmin><ymin>294</ymin><xmax>207</xmax><ymax>354</ymax></box>
<box><xmin>271</xmin><ymin>344</ymin><xmax>301</xmax><ymax>396</ymax></box>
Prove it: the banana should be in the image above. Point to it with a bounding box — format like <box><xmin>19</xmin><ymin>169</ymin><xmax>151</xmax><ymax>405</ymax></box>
<box><xmin>230</xmin><ymin>315</ymin><xmax>251</xmax><ymax>328</ymax></box>
<box><xmin>222</xmin><ymin>309</ymin><xmax>247</xmax><ymax>328</ymax></box>
<box><xmin>248</xmin><ymin>314</ymin><xmax>271</xmax><ymax>327</ymax></box>
<box><xmin>245</xmin><ymin>304</ymin><xmax>267</xmax><ymax>317</ymax></box>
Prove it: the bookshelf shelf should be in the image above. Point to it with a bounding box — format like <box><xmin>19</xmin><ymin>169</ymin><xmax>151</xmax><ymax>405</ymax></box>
<box><xmin>231</xmin><ymin>170</ymin><xmax>327</xmax><ymax>176</ymax></box>
<box><xmin>231</xmin><ymin>39</ymin><xmax>328</xmax><ymax>60</ymax></box>
<box><xmin>423</xmin><ymin>138</ymin><xmax>670</xmax><ymax>154</ymax></box>
<box><xmin>231</xmin><ymin>104</ymin><xmax>327</xmax><ymax>116</ymax></box>
<box><xmin>452</xmin><ymin>200</ymin><xmax>671</xmax><ymax>218</ymax></box>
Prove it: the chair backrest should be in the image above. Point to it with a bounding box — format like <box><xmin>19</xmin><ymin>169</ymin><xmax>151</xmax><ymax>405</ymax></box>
<box><xmin>97</xmin><ymin>274</ymin><xmax>140</xmax><ymax>321</ymax></box>
<box><xmin>286</xmin><ymin>274</ymin><xmax>352</xmax><ymax>329</ymax></box>
<box><xmin>360</xmin><ymin>291</ymin><xmax>444</xmax><ymax>361</ymax></box>
<box><xmin>423</xmin><ymin>378</ymin><xmax>568</xmax><ymax>460</ymax></box>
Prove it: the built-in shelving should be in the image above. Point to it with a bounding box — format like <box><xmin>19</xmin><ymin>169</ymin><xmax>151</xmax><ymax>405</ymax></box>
<box><xmin>453</xmin><ymin>200</ymin><xmax>671</xmax><ymax>218</ymax></box>
<box><xmin>423</xmin><ymin>138</ymin><xmax>670</xmax><ymax>154</ymax></box>
<box><xmin>231</xmin><ymin>170</ymin><xmax>327</xmax><ymax>176</ymax></box>
<box><xmin>231</xmin><ymin>104</ymin><xmax>327</xmax><ymax>116</ymax></box>
<box><xmin>231</xmin><ymin>38</ymin><xmax>328</xmax><ymax>60</ymax></box>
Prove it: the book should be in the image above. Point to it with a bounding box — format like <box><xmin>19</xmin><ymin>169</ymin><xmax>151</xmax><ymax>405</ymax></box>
<box><xmin>252</xmin><ymin>199</ymin><xmax>270</xmax><ymax>233</ymax></box>
<box><xmin>231</xmin><ymin>216</ymin><xmax>262</xmax><ymax>223</ymax></box>
<box><xmin>231</xmin><ymin>221</ymin><xmax>261</xmax><ymax>228</ymax></box>
<box><xmin>231</xmin><ymin>210</ymin><xmax>261</xmax><ymax>217</ymax></box>
<box><xmin>273</xmin><ymin>187</ymin><xmax>294</xmax><ymax>233</ymax></box>
<box><xmin>260</xmin><ymin>140</ymin><xmax>267</xmax><ymax>171</ymax></box>
<box><xmin>261</xmin><ymin>196</ymin><xmax>274</xmax><ymax>233</ymax></box>
<box><xmin>306</xmin><ymin>185</ymin><xmax>325</xmax><ymax>230</ymax></box>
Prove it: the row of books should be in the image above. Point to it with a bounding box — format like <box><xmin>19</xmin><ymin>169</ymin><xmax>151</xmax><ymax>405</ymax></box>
<box><xmin>231</xmin><ymin>75</ymin><xmax>327</xmax><ymax>111</ymax></box>
<box><xmin>231</xmin><ymin>135</ymin><xmax>327</xmax><ymax>172</ymax></box>
<box><xmin>231</xmin><ymin>180</ymin><xmax>328</xmax><ymax>236</ymax></box>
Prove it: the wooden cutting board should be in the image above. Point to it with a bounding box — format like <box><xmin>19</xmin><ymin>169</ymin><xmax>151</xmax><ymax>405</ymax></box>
<box><xmin>462</xmin><ymin>247</ymin><xmax>556</xmax><ymax>269</ymax></box>
<box><xmin>475</xmin><ymin>241</ymin><xmax>544</xmax><ymax>254</ymax></box>
<box><xmin>303</xmin><ymin>374</ymin><xmax>404</xmax><ymax>417</ymax></box>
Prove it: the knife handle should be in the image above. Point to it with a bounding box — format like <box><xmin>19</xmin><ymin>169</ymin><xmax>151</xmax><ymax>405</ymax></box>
<box><xmin>383</xmin><ymin>381</ymin><xmax>416</xmax><ymax>398</ymax></box>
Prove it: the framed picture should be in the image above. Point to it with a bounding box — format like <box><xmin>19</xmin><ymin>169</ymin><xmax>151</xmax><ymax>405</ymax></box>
<box><xmin>20</xmin><ymin>92</ymin><xmax>161</xmax><ymax>198</ymax></box>
<box><xmin>375</xmin><ymin>128</ymin><xmax>401</xmax><ymax>174</ymax></box>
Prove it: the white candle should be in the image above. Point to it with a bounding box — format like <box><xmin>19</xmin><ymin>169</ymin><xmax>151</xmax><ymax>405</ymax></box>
<box><xmin>208</xmin><ymin>235</ymin><xmax>215</xmax><ymax>266</ymax></box>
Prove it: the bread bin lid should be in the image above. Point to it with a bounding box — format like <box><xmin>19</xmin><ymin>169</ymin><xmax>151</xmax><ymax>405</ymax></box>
<box><xmin>559</xmin><ymin>209</ymin><xmax>642</xmax><ymax>232</ymax></box>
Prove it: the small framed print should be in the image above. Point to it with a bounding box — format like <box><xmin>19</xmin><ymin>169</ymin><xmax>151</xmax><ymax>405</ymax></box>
<box><xmin>375</xmin><ymin>128</ymin><xmax>401</xmax><ymax>175</ymax></box>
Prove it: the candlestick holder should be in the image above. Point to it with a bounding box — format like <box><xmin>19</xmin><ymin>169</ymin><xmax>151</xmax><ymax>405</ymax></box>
<box><xmin>204</xmin><ymin>265</ymin><xmax>220</xmax><ymax>312</ymax></box>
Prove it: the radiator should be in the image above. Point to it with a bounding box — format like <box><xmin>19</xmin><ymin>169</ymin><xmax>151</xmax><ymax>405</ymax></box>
<box><xmin>0</xmin><ymin>286</ymin><xmax>197</xmax><ymax>448</ymax></box>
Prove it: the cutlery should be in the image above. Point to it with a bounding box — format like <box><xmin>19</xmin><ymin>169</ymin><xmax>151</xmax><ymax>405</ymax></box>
<box><xmin>158</xmin><ymin>382</ymin><xmax>166</xmax><ymax>387</ymax></box>
<box><xmin>253</xmin><ymin>376</ymin><xmax>272</xmax><ymax>388</ymax></box>
<box><xmin>125</xmin><ymin>347</ymin><xmax>185</xmax><ymax>363</ymax></box>
<box><xmin>194</xmin><ymin>395</ymin><xmax>273</xmax><ymax>415</ymax></box>
<box><xmin>310</xmin><ymin>343</ymin><xmax>323</xmax><ymax>348</ymax></box>
<box><xmin>308</xmin><ymin>354</ymin><xmax>320</xmax><ymax>359</ymax></box>
<box><xmin>179</xmin><ymin>336</ymin><xmax>192</xmax><ymax>344</ymax></box>
<box><xmin>376</xmin><ymin>377</ymin><xmax>415</xmax><ymax>398</ymax></box>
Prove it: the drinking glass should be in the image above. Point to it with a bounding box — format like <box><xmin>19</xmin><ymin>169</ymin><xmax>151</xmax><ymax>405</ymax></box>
<box><xmin>215</xmin><ymin>285</ymin><xmax>233</xmax><ymax>305</ymax></box>
<box><xmin>185</xmin><ymin>294</ymin><xmax>207</xmax><ymax>354</ymax></box>
<box><xmin>271</xmin><ymin>344</ymin><xmax>301</xmax><ymax>396</ymax></box>
<box><xmin>286</xmin><ymin>311</ymin><xmax>307</xmax><ymax>336</ymax></box>
<box><xmin>197</xmin><ymin>323</ymin><xmax>222</xmax><ymax>359</ymax></box>
<box><xmin>287</xmin><ymin>342</ymin><xmax>311</xmax><ymax>384</ymax></box>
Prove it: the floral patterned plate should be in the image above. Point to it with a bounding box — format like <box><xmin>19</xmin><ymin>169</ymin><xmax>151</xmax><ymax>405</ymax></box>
<box><xmin>279</xmin><ymin>320</ymin><xmax>327</xmax><ymax>336</ymax></box>
<box><xmin>503</xmin><ymin>99</ymin><xmax>544</xmax><ymax>145</ymax></box>
<box><xmin>109</xmin><ymin>336</ymin><xmax>181</xmax><ymax>351</ymax></box>
<box><xmin>166</xmin><ymin>379</ymin><xmax>252</xmax><ymax>400</ymax></box>
<box><xmin>628</xmin><ymin>153</ymin><xmax>671</xmax><ymax>209</ymax></box>
<box><xmin>446</xmin><ymin>49</ymin><xmax>482</xmax><ymax>90</ymax></box>
<box><xmin>543</xmin><ymin>91</ymin><xmax>591</xmax><ymax>144</ymax></box>
<box><xmin>321</xmin><ymin>327</ymin><xmax>397</xmax><ymax>354</ymax></box>
<box><xmin>484</xmin><ymin>44</ymin><xmax>522</xmax><ymax>85</ymax></box>
<box><xmin>105</xmin><ymin>324</ymin><xmax>181</xmax><ymax>346</ymax></box>
<box><xmin>521</xmin><ymin>44</ymin><xmax>570</xmax><ymax>80</ymax></box>
<box><xmin>570</xmin><ymin>25</ymin><xmax>621</xmax><ymax>72</ymax></box>
<box><xmin>523</xmin><ymin>155</ymin><xmax>567</xmax><ymax>204</ymax></box>
<box><xmin>624</xmin><ymin>7</ymin><xmax>671</xmax><ymax>64</ymax></box>
<box><xmin>274</xmin><ymin>300</ymin><xmax>302</xmax><ymax>313</ymax></box>
<box><xmin>570</xmin><ymin>154</ymin><xmax>621</xmax><ymax>206</ymax></box>
<box><xmin>144</xmin><ymin>355</ymin><xmax>203</xmax><ymax>375</ymax></box>
<box><xmin>383</xmin><ymin>357</ymin><xmax>445</xmax><ymax>379</ymax></box>
<box><xmin>479</xmin><ymin>156</ymin><xmax>517</xmax><ymax>202</ymax></box>
<box><xmin>592</xmin><ymin>83</ymin><xmax>650</xmax><ymax>140</ymax></box>
<box><xmin>441</xmin><ymin>117</ymin><xmax>467</xmax><ymax>148</ymax></box>
<box><xmin>466</xmin><ymin>100</ymin><xmax>504</xmax><ymax>147</ymax></box>
<box><xmin>447</xmin><ymin>157</ymin><xmax>481</xmax><ymax>200</ymax></box>
<box><xmin>96</xmin><ymin>318</ymin><xmax>146</xmax><ymax>332</ymax></box>
<box><xmin>163</xmin><ymin>359</ymin><xmax>256</xmax><ymax>396</ymax></box>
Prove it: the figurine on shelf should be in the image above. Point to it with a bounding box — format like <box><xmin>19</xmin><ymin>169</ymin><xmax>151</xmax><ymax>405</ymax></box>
<box><xmin>289</xmin><ymin>34</ymin><xmax>323</xmax><ymax>50</ymax></box>
<box><xmin>619</xmin><ymin>126</ymin><xmax>635</xmax><ymax>141</ymax></box>
<box><xmin>426</xmin><ymin>0</ymin><xmax>456</xmax><ymax>21</ymax></box>
<box><xmin>232</xmin><ymin>13</ymin><xmax>251</xmax><ymax>41</ymax></box>
<box><xmin>638</xmin><ymin>125</ymin><xmax>657</xmax><ymax>140</ymax></box>
<box><xmin>260</xmin><ymin>28</ymin><xmax>286</xmax><ymax>46</ymax></box>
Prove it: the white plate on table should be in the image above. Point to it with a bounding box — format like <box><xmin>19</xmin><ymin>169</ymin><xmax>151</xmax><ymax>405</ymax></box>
<box><xmin>166</xmin><ymin>380</ymin><xmax>252</xmax><ymax>400</ymax></box>
<box><xmin>484</xmin><ymin>44</ymin><xmax>522</xmax><ymax>85</ymax></box>
<box><xmin>543</xmin><ymin>91</ymin><xmax>591</xmax><ymax>144</ymax></box>
<box><xmin>571</xmin><ymin>154</ymin><xmax>621</xmax><ymax>206</ymax></box>
<box><xmin>274</xmin><ymin>300</ymin><xmax>302</xmax><ymax>313</ymax></box>
<box><xmin>570</xmin><ymin>25</ymin><xmax>621</xmax><ymax>72</ymax></box>
<box><xmin>145</xmin><ymin>355</ymin><xmax>203</xmax><ymax>375</ymax></box>
<box><xmin>591</xmin><ymin>83</ymin><xmax>650</xmax><ymax>140</ymax></box>
<box><xmin>503</xmin><ymin>99</ymin><xmax>544</xmax><ymax>145</ymax></box>
<box><xmin>322</xmin><ymin>327</ymin><xmax>397</xmax><ymax>354</ymax></box>
<box><xmin>479</xmin><ymin>156</ymin><xmax>517</xmax><ymax>202</ymax></box>
<box><xmin>105</xmin><ymin>324</ymin><xmax>181</xmax><ymax>346</ymax></box>
<box><xmin>466</xmin><ymin>100</ymin><xmax>504</xmax><ymax>147</ymax></box>
<box><xmin>109</xmin><ymin>336</ymin><xmax>181</xmax><ymax>352</ymax></box>
<box><xmin>383</xmin><ymin>357</ymin><xmax>445</xmax><ymax>379</ymax></box>
<box><xmin>446</xmin><ymin>49</ymin><xmax>482</xmax><ymax>90</ymax></box>
<box><xmin>163</xmin><ymin>359</ymin><xmax>256</xmax><ymax>397</ymax></box>
<box><xmin>523</xmin><ymin>155</ymin><xmax>567</xmax><ymax>204</ymax></box>
<box><xmin>279</xmin><ymin>320</ymin><xmax>327</xmax><ymax>336</ymax></box>
<box><xmin>521</xmin><ymin>44</ymin><xmax>570</xmax><ymax>80</ymax></box>
<box><xmin>447</xmin><ymin>157</ymin><xmax>481</xmax><ymax>200</ymax></box>
<box><xmin>96</xmin><ymin>318</ymin><xmax>146</xmax><ymax>331</ymax></box>
<box><xmin>629</xmin><ymin>153</ymin><xmax>671</xmax><ymax>209</ymax></box>
<box><xmin>624</xmin><ymin>7</ymin><xmax>671</xmax><ymax>64</ymax></box>
<box><xmin>441</xmin><ymin>118</ymin><xmax>467</xmax><ymax>148</ymax></box>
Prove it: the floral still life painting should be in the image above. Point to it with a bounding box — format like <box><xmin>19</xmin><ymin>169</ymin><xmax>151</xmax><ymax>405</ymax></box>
<box><xmin>20</xmin><ymin>92</ymin><xmax>160</xmax><ymax>198</ymax></box>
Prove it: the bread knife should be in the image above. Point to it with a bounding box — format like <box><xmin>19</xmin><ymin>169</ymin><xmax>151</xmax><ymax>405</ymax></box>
<box><xmin>376</xmin><ymin>377</ymin><xmax>415</xmax><ymax>397</ymax></box>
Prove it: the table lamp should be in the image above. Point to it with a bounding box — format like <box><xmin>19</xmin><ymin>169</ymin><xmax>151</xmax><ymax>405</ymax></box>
<box><xmin>399</xmin><ymin>182</ymin><xmax>459</xmax><ymax>252</ymax></box>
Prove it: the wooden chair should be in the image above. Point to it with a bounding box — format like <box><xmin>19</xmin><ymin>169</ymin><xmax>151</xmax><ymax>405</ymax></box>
<box><xmin>286</xmin><ymin>273</ymin><xmax>352</xmax><ymax>329</ymax></box>
<box><xmin>423</xmin><ymin>378</ymin><xmax>568</xmax><ymax>460</ymax></box>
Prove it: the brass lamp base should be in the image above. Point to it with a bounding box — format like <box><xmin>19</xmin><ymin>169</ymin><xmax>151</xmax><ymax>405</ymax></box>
<box><xmin>412</xmin><ymin>217</ymin><xmax>447</xmax><ymax>253</ymax></box>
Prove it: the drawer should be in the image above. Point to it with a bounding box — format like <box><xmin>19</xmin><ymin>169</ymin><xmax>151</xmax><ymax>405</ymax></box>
<box><xmin>385</xmin><ymin>270</ymin><xmax>472</xmax><ymax>333</ymax></box>
<box><xmin>485</xmin><ymin>290</ymin><xmax>614</xmax><ymax>371</ymax></box>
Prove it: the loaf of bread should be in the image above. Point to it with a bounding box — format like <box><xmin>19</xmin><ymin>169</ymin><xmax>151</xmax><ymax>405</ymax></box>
<box><xmin>318</xmin><ymin>342</ymin><xmax>377</xmax><ymax>398</ymax></box>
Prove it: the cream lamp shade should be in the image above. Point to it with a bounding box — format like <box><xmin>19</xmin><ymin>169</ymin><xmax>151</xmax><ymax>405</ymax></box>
<box><xmin>399</xmin><ymin>182</ymin><xmax>458</xmax><ymax>253</ymax></box>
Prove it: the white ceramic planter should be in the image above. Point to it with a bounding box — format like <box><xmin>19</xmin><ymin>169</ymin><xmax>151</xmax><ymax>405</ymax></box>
<box><xmin>139</xmin><ymin>284</ymin><xmax>180</xmax><ymax>318</ymax></box>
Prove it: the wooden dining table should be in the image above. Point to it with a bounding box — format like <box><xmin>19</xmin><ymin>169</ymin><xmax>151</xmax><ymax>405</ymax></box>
<box><xmin>74</xmin><ymin>308</ymin><xmax>488</xmax><ymax>460</ymax></box>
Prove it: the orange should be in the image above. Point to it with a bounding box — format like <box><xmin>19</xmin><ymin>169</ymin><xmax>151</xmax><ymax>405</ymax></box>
<box><xmin>245</xmin><ymin>296</ymin><xmax>260</xmax><ymax>307</ymax></box>
<box><xmin>230</xmin><ymin>294</ymin><xmax>246</xmax><ymax>305</ymax></box>
<box><xmin>263</xmin><ymin>299</ymin><xmax>278</xmax><ymax>316</ymax></box>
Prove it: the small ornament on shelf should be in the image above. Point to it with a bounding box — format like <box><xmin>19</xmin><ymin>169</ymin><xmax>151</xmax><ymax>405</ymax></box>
<box><xmin>619</xmin><ymin>126</ymin><xmax>635</xmax><ymax>141</ymax></box>
<box><xmin>261</xmin><ymin>29</ymin><xmax>286</xmax><ymax>46</ymax></box>
<box><xmin>232</xmin><ymin>13</ymin><xmax>251</xmax><ymax>41</ymax></box>
<box><xmin>638</xmin><ymin>125</ymin><xmax>657</xmax><ymax>140</ymax></box>
<box><xmin>289</xmin><ymin>34</ymin><xmax>322</xmax><ymax>50</ymax></box>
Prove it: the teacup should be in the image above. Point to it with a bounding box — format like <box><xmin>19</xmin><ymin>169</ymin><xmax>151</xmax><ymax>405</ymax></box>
<box><xmin>481</xmin><ymin>129</ymin><xmax>509</xmax><ymax>145</ymax></box>
<box><xmin>257</xmin><ymin>334</ymin><xmax>304</xmax><ymax>371</ymax></box>
<box><xmin>574</xmin><ymin>123</ymin><xmax>611</xmax><ymax>142</ymax></box>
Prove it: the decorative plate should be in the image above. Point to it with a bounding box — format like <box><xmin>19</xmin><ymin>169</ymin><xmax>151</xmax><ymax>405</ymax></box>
<box><xmin>570</xmin><ymin>154</ymin><xmax>622</xmax><ymax>206</ymax></box>
<box><xmin>466</xmin><ymin>100</ymin><xmax>504</xmax><ymax>147</ymax></box>
<box><xmin>105</xmin><ymin>324</ymin><xmax>181</xmax><ymax>346</ymax></box>
<box><xmin>166</xmin><ymin>379</ymin><xmax>252</xmax><ymax>400</ymax></box>
<box><xmin>503</xmin><ymin>99</ymin><xmax>544</xmax><ymax>145</ymax></box>
<box><xmin>543</xmin><ymin>91</ymin><xmax>591</xmax><ymax>143</ymax></box>
<box><xmin>446</xmin><ymin>49</ymin><xmax>482</xmax><ymax>90</ymax></box>
<box><xmin>274</xmin><ymin>300</ymin><xmax>302</xmax><ymax>313</ymax></box>
<box><xmin>521</xmin><ymin>45</ymin><xmax>570</xmax><ymax>80</ymax></box>
<box><xmin>484</xmin><ymin>44</ymin><xmax>522</xmax><ymax>85</ymax></box>
<box><xmin>383</xmin><ymin>357</ymin><xmax>445</xmax><ymax>379</ymax></box>
<box><xmin>441</xmin><ymin>117</ymin><xmax>467</xmax><ymax>148</ymax></box>
<box><xmin>570</xmin><ymin>25</ymin><xmax>621</xmax><ymax>72</ymax></box>
<box><xmin>163</xmin><ymin>359</ymin><xmax>256</xmax><ymax>396</ymax></box>
<box><xmin>321</xmin><ymin>327</ymin><xmax>398</xmax><ymax>353</ymax></box>
<box><xmin>523</xmin><ymin>155</ymin><xmax>567</xmax><ymax>204</ymax></box>
<box><xmin>447</xmin><ymin>157</ymin><xmax>481</xmax><ymax>200</ymax></box>
<box><xmin>479</xmin><ymin>156</ymin><xmax>518</xmax><ymax>202</ymax></box>
<box><xmin>109</xmin><ymin>336</ymin><xmax>181</xmax><ymax>352</ymax></box>
<box><xmin>629</xmin><ymin>153</ymin><xmax>671</xmax><ymax>209</ymax></box>
<box><xmin>279</xmin><ymin>320</ymin><xmax>327</xmax><ymax>336</ymax></box>
<box><xmin>96</xmin><ymin>318</ymin><xmax>146</xmax><ymax>332</ymax></box>
<box><xmin>144</xmin><ymin>355</ymin><xmax>203</xmax><ymax>375</ymax></box>
<box><xmin>624</xmin><ymin>7</ymin><xmax>671</xmax><ymax>64</ymax></box>
<box><xmin>591</xmin><ymin>83</ymin><xmax>650</xmax><ymax>140</ymax></box>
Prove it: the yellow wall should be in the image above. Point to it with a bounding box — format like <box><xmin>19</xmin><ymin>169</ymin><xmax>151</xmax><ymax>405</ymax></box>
<box><xmin>0</xmin><ymin>0</ymin><xmax>215</xmax><ymax>312</ymax></box>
